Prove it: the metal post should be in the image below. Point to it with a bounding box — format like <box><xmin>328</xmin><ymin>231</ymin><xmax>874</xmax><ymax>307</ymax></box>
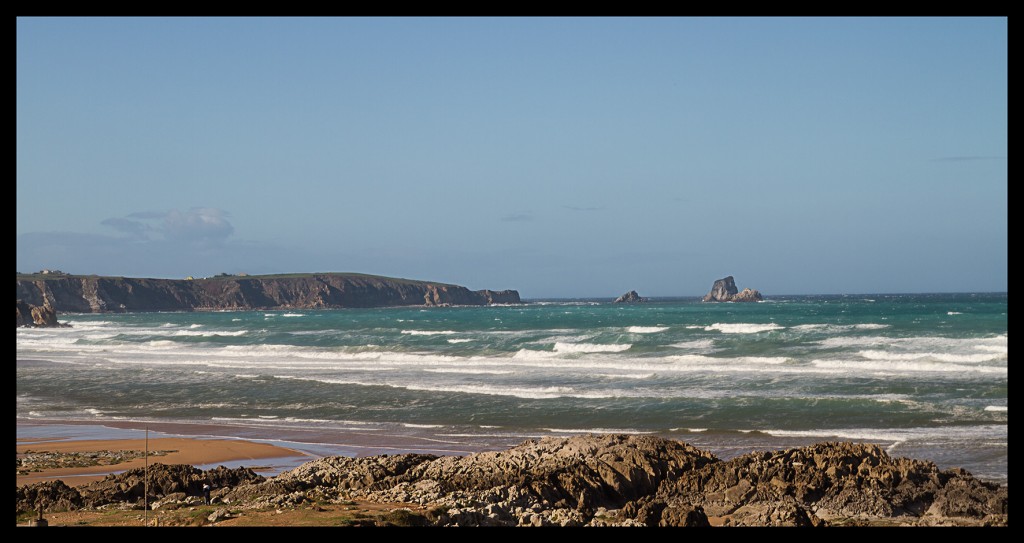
<box><xmin>144</xmin><ymin>426</ymin><xmax>149</xmax><ymax>526</ymax></box>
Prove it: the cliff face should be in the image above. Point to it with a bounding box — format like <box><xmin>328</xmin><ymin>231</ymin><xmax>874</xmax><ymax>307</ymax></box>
<box><xmin>16</xmin><ymin>274</ymin><xmax>521</xmax><ymax>313</ymax></box>
<box><xmin>702</xmin><ymin>276</ymin><xmax>763</xmax><ymax>303</ymax></box>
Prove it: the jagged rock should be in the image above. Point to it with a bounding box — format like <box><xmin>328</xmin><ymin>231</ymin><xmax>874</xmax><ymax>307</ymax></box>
<box><xmin>16</xmin><ymin>299</ymin><xmax>66</xmax><ymax>327</ymax></box>
<box><xmin>614</xmin><ymin>290</ymin><xmax>645</xmax><ymax>303</ymax></box>
<box><xmin>656</xmin><ymin>441</ymin><xmax>1005</xmax><ymax>524</ymax></box>
<box><xmin>701</xmin><ymin>276</ymin><xmax>763</xmax><ymax>302</ymax></box>
<box><xmin>658</xmin><ymin>503</ymin><xmax>711</xmax><ymax>527</ymax></box>
<box><xmin>16</xmin><ymin>479</ymin><xmax>83</xmax><ymax>513</ymax></box>
<box><xmin>208</xmin><ymin>508</ymin><xmax>233</xmax><ymax>523</ymax></box>
<box><xmin>731</xmin><ymin>288</ymin><xmax>762</xmax><ymax>302</ymax></box>
<box><xmin>77</xmin><ymin>463</ymin><xmax>264</xmax><ymax>508</ymax></box>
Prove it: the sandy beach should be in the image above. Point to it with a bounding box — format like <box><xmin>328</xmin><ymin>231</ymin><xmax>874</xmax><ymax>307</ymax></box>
<box><xmin>17</xmin><ymin>435</ymin><xmax>309</xmax><ymax>487</ymax></box>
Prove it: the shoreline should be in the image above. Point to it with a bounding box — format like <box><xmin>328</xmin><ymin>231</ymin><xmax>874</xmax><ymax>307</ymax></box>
<box><xmin>18</xmin><ymin>418</ymin><xmax>1008</xmax><ymax>489</ymax></box>
<box><xmin>16</xmin><ymin>418</ymin><xmax>514</xmax><ymax>488</ymax></box>
<box><xmin>17</xmin><ymin>432</ymin><xmax>311</xmax><ymax>488</ymax></box>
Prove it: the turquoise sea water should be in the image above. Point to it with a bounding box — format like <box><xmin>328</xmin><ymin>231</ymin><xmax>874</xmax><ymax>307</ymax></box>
<box><xmin>16</xmin><ymin>293</ymin><xmax>1007</xmax><ymax>484</ymax></box>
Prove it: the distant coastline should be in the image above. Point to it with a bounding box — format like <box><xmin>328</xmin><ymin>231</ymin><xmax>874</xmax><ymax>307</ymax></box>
<box><xmin>16</xmin><ymin>272</ymin><xmax>520</xmax><ymax>313</ymax></box>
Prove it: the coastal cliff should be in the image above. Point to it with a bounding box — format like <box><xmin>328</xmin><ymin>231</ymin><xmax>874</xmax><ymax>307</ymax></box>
<box><xmin>702</xmin><ymin>276</ymin><xmax>763</xmax><ymax>303</ymax></box>
<box><xmin>15</xmin><ymin>273</ymin><xmax>521</xmax><ymax>313</ymax></box>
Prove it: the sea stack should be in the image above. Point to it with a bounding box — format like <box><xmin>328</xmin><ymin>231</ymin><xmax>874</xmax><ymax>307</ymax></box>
<box><xmin>702</xmin><ymin>276</ymin><xmax>762</xmax><ymax>303</ymax></box>
<box><xmin>614</xmin><ymin>290</ymin><xmax>645</xmax><ymax>303</ymax></box>
<box><xmin>16</xmin><ymin>299</ymin><xmax>67</xmax><ymax>327</ymax></box>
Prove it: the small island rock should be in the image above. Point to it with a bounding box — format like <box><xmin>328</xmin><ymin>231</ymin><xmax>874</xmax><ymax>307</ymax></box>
<box><xmin>614</xmin><ymin>290</ymin><xmax>646</xmax><ymax>303</ymax></box>
<box><xmin>701</xmin><ymin>276</ymin><xmax>762</xmax><ymax>303</ymax></box>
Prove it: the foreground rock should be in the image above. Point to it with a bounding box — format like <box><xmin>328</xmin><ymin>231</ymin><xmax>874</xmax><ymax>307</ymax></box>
<box><xmin>702</xmin><ymin>276</ymin><xmax>763</xmax><ymax>303</ymax></box>
<box><xmin>16</xmin><ymin>436</ymin><xmax>1006</xmax><ymax>527</ymax></box>
<box><xmin>614</xmin><ymin>291</ymin><xmax>646</xmax><ymax>303</ymax></box>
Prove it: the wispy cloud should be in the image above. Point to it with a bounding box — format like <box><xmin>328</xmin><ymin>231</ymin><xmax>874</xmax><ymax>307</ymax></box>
<box><xmin>930</xmin><ymin>156</ymin><xmax>1007</xmax><ymax>162</ymax></box>
<box><xmin>563</xmin><ymin>205</ymin><xmax>603</xmax><ymax>212</ymax></box>
<box><xmin>100</xmin><ymin>217</ymin><xmax>154</xmax><ymax>239</ymax></box>
<box><xmin>501</xmin><ymin>212</ymin><xmax>534</xmax><ymax>222</ymax></box>
<box><xmin>102</xmin><ymin>208</ymin><xmax>234</xmax><ymax>245</ymax></box>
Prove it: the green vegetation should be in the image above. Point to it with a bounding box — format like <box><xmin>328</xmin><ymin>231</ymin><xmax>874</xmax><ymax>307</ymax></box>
<box><xmin>16</xmin><ymin>271</ymin><xmax>458</xmax><ymax>287</ymax></box>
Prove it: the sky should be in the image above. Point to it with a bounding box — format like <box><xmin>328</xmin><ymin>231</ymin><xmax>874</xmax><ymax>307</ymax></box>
<box><xmin>17</xmin><ymin>17</ymin><xmax>1007</xmax><ymax>298</ymax></box>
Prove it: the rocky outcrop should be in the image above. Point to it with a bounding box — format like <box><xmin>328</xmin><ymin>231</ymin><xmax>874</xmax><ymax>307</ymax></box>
<box><xmin>15</xmin><ymin>273</ymin><xmax>521</xmax><ymax>313</ymax></box>
<box><xmin>477</xmin><ymin>289</ymin><xmax>522</xmax><ymax>305</ymax></box>
<box><xmin>653</xmin><ymin>441</ymin><xmax>1006</xmax><ymax>526</ymax></box>
<box><xmin>15</xmin><ymin>436</ymin><xmax>1007</xmax><ymax>527</ymax></box>
<box><xmin>15</xmin><ymin>463</ymin><xmax>264</xmax><ymax>512</ymax></box>
<box><xmin>702</xmin><ymin>276</ymin><xmax>763</xmax><ymax>302</ymax></box>
<box><xmin>16</xmin><ymin>299</ymin><xmax>66</xmax><ymax>327</ymax></box>
<box><xmin>614</xmin><ymin>290</ymin><xmax>645</xmax><ymax>303</ymax></box>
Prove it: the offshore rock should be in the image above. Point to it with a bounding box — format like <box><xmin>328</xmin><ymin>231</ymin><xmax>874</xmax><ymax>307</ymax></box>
<box><xmin>702</xmin><ymin>276</ymin><xmax>763</xmax><ymax>302</ymax></box>
<box><xmin>16</xmin><ymin>299</ymin><xmax>66</xmax><ymax>327</ymax></box>
<box><xmin>613</xmin><ymin>290</ymin><xmax>645</xmax><ymax>303</ymax></box>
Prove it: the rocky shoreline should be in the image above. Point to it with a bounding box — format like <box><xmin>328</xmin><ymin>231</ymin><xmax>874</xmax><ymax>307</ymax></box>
<box><xmin>16</xmin><ymin>435</ymin><xmax>1007</xmax><ymax>527</ymax></box>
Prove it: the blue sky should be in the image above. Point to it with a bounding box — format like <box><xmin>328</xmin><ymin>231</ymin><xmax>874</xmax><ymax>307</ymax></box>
<box><xmin>17</xmin><ymin>17</ymin><xmax>1007</xmax><ymax>298</ymax></box>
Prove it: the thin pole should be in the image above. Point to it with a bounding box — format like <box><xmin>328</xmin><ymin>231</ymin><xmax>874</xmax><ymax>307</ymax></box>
<box><xmin>144</xmin><ymin>426</ymin><xmax>149</xmax><ymax>526</ymax></box>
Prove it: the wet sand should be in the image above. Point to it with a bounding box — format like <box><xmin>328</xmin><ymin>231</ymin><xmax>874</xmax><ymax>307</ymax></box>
<box><xmin>16</xmin><ymin>418</ymin><xmax>508</xmax><ymax>488</ymax></box>
<box><xmin>17</xmin><ymin>435</ymin><xmax>310</xmax><ymax>487</ymax></box>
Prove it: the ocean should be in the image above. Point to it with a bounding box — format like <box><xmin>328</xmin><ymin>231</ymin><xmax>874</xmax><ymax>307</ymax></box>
<box><xmin>16</xmin><ymin>293</ymin><xmax>1007</xmax><ymax>485</ymax></box>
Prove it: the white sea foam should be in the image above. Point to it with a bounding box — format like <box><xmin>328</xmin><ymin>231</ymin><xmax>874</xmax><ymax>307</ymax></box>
<box><xmin>792</xmin><ymin>324</ymin><xmax>830</xmax><ymax>331</ymax></box>
<box><xmin>282</xmin><ymin>313</ymin><xmax>305</xmax><ymax>317</ymax></box>
<box><xmin>189</xmin><ymin>324</ymin><xmax>203</xmax><ymax>328</ymax></box>
<box><xmin>594</xmin><ymin>373</ymin><xmax>654</xmax><ymax>380</ymax></box>
<box><xmin>543</xmin><ymin>428</ymin><xmax>655</xmax><ymax>435</ymax></box>
<box><xmin>171</xmin><ymin>329</ymin><xmax>249</xmax><ymax>337</ymax></box>
<box><xmin>273</xmin><ymin>375</ymin><xmax>624</xmax><ymax>399</ymax></box>
<box><xmin>402</xmin><ymin>423</ymin><xmax>443</xmax><ymax>428</ymax></box>
<box><xmin>231</xmin><ymin>318</ymin><xmax>242</xmax><ymax>322</ymax></box>
<box><xmin>818</xmin><ymin>335</ymin><xmax>1008</xmax><ymax>352</ymax></box>
<box><xmin>985</xmin><ymin>406</ymin><xmax>1008</xmax><ymax>412</ymax></box>
<box><xmin>975</xmin><ymin>345</ymin><xmax>1008</xmax><ymax>354</ymax></box>
<box><xmin>853</xmin><ymin>323</ymin><xmax>890</xmax><ymax>330</ymax></box>
<box><xmin>705</xmin><ymin>323</ymin><xmax>783</xmax><ymax>334</ymax></box>
<box><xmin>512</xmin><ymin>349</ymin><xmax>561</xmax><ymax>360</ymax></box>
<box><xmin>447</xmin><ymin>339</ymin><xmax>473</xmax><ymax>344</ymax></box>
<box><xmin>812</xmin><ymin>359</ymin><xmax>1007</xmax><ymax>375</ymax></box>
<box><xmin>553</xmin><ymin>342</ymin><xmax>632</xmax><ymax>353</ymax></box>
<box><xmin>670</xmin><ymin>339</ymin><xmax>716</xmax><ymax>349</ymax></box>
<box><xmin>422</xmin><ymin>368</ymin><xmax>513</xmax><ymax>375</ymax></box>
<box><xmin>948</xmin><ymin>311</ymin><xmax>963</xmax><ymax>315</ymax></box>
<box><xmin>529</xmin><ymin>333</ymin><xmax>597</xmax><ymax>345</ymax></box>
<box><xmin>627</xmin><ymin>326</ymin><xmax>669</xmax><ymax>334</ymax></box>
<box><xmin>858</xmin><ymin>349</ymin><xmax>1005</xmax><ymax>363</ymax></box>
<box><xmin>401</xmin><ymin>330</ymin><xmax>457</xmax><ymax>336</ymax></box>
<box><xmin>759</xmin><ymin>425</ymin><xmax>1007</xmax><ymax>445</ymax></box>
